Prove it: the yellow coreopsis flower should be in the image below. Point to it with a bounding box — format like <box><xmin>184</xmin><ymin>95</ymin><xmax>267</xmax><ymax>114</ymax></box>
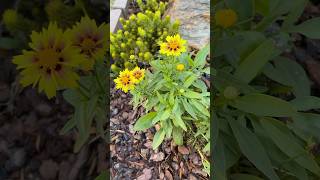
<box><xmin>131</xmin><ymin>67</ymin><xmax>145</xmax><ymax>83</ymax></box>
<box><xmin>66</xmin><ymin>16</ymin><xmax>108</xmax><ymax>70</ymax></box>
<box><xmin>176</xmin><ymin>63</ymin><xmax>185</xmax><ymax>71</ymax></box>
<box><xmin>13</xmin><ymin>23</ymin><xmax>86</xmax><ymax>98</ymax></box>
<box><xmin>214</xmin><ymin>9</ymin><xmax>237</xmax><ymax>28</ymax></box>
<box><xmin>159</xmin><ymin>34</ymin><xmax>186</xmax><ymax>56</ymax></box>
<box><xmin>114</xmin><ymin>69</ymin><xmax>137</xmax><ymax>93</ymax></box>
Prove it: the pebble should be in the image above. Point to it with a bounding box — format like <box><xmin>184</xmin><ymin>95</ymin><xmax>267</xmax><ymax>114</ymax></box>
<box><xmin>35</xmin><ymin>103</ymin><xmax>53</xmax><ymax>117</ymax></box>
<box><xmin>5</xmin><ymin>148</ymin><xmax>26</xmax><ymax>171</ymax></box>
<box><xmin>39</xmin><ymin>159</ymin><xmax>59</xmax><ymax>180</ymax></box>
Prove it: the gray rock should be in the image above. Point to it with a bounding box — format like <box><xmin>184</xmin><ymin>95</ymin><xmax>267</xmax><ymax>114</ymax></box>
<box><xmin>165</xmin><ymin>0</ymin><xmax>210</xmax><ymax>49</ymax></box>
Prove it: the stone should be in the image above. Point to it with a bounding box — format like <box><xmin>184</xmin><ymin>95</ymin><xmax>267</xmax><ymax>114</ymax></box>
<box><xmin>165</xmin><ymin>0</ymin><xmax>210</xmax><ymax>49</ymax></box>
<box><xmin>110</xmin><ymin>9</ymin><xmax>123</xmax><ymax>33</ymax></box>
<box><xmin>112</xmin><ymin>0</ymin><xmax>129</xmax><ymax>17</ymax></box>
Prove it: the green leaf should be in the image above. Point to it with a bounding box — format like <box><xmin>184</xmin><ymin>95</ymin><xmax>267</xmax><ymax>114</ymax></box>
<box><xmin>230</xmin><ymin>174</ymin><xmax>264</xmax><ymax>180</ymax></box>
<box><xmin>234</xmin><ymin>39</ymin><xmax>280</xmax><ymax>83</ymax></box>
<box><xmin>152</xmin><ymin>128</ymin><xmax>166</xmax><ymax>150</ymax></box>
<box><xmin>227</xmin><ymin>117</ymin><xmax>280</xmax><ymax>180</ymax></box>
<box><xmin>183</xmin><ymin>90</ymin><xmax>202</xmax><ymax>99</ymax></box>
<box><xmin>288</xmin><ymin>17</ymin><xmax>320</xmax><ymax>39</ymax></box>
<box><xmin>194</xmin><ymin>44</ymin><xmax>209</xmax><ymax>68</ymax></box>
<box><xmin>60</xmin><ymin>117</ymin><xmax>76</xmax><ymax>135</ymax></box>
<box><xmin>190</xmin><ymin>99</ymin><xmax>210</xmax><ymax>117</ymax></box>
<box><xmin>172</xmin><ymin>126</ymin><xmax>183</xmax><ymax>145</ymax></box>
<box><xmin>261</xmin><ymin>117</ymin><xmax>320</xmax><ymax>176</ymax></box>
<box><xmin>282</xmin><ymin>0</ymin><xmax>308</xmax><ymax>29</ymax></box>
<box><xmin>254</xmin><ymin>0</ymin><xmax>269</xmax><ymax>16</ymax></box>
<box><xmin>183</xmin><ymin>74</ymin><xmax>198</xmax><ymax>88</ymax></box>
<box><xmin>230</xmin><ymin>93</ymin><xmax>297</xmax><ymax>117</ymax></box>
<box><xmin>133</xmin><ymin>112</ymin><xmax>157</xmax><ymax>131</ymax></box>
<box><xmin>182</xmin><ymin>99</ymin><xmax>197</xmax><ymax>119</ymax></box>
<box><xmin>95</xmin><ymin>171</ymin><xmax>108</xmax><ymax>180</ymax></box>
<box><xmin>290</xmin><ymin>96</ymin><xmax>320</xmax><ymax>111</ymax></box>
<box><xmin>263</xmin><ymin>57</ymin><xmax>310</xmax><ymax>97</ymax></box>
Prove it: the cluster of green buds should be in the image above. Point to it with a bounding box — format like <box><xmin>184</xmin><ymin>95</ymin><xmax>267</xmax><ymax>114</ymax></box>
<box><xmin>136</xmin><ymin>0</ymin><xmax>167</xmax><ymax>14</ymax></box>
<box><xmin>110</xmin><ymin>10</ymin><xmax>180</xmax><ymax>72</ymax></box>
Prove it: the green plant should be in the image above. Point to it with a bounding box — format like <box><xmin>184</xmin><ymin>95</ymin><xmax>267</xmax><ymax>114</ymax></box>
<box><xmin>110</xmin><ymin>9</ymin><xmax>179</xmax><ymax>72</ymax></box>
<box><xmin>136</xmin><ymin>0</ymin><xmax>167</xmax><ymax>14</ymax></box>
<box><xmin>213</xmin><ymin>0</ymin><xmax>320</xmax><ymax>179</ymax></box>
<box><xmin>131</xmin><ymin>44</ymin><xmax>210</xmax><ymax>150</ymax></box>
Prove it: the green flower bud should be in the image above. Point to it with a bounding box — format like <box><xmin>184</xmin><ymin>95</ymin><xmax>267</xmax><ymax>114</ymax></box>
<box><xmin>111</xmin><ymin>64</ymin><xmax>120</xmax><ymax>72</ymax></box>
<box><xmin>138</xmin><ymin>27</ymin><xmax>146</xmax><ymax>37</ymax></box>
<box><xmin>136</xmin><ymin>40</ymin><xmax>143</xmax><ymax>47</ymax></box>
<box><xmin>130</xmin><ymin>55</ymin><xmax>135</xmax><ymax>60</ymax></box>
<box><xmin>144</xmin><ymin>52</ymin><xmax>152</xmax><ymax>61</ymax></box>
<box><xmin>121</xmin><ymin>43</ymin><xmax>126</xmax><ymax>48</ymax></box>
<box><xmin>179</xmin><ymin>89</ymin><xmax>185</xmax><ymax>93</ymax></box>
<box><xmin>129</xmin><ymin>14</ymin><xmax>136</xmax><ymax>21</ymax></box>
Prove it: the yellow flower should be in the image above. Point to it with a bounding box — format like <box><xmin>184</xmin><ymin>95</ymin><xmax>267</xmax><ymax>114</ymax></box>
<box><xmin>66</xmin><ymin>16</ymin><xmax>108</xmax><ymax>70</ymax></box>
<box><xmin>114</xmin><ymin>69</ymin><xmax>137</xmax><ymax>93</ymax></box>
<box><xmin>176</xmin><ymin>63</ymin><xmax>185</xmax><ymax>71</ymax></box>
<box><xmin>214</xmin><ymin>9</ymin><xmax>237</xmax><ymax>28</ymax></box>
<box><xmin>12</xmin><ymin>23</ymin><xmax>86</xmax><ymax>98</ymax></box>
<box><xmin>131</xmin><ymin>67</ymin><xmax>145</xmax><ymax>83</ymax></box>
<box><xmin>159</xmin><ymin>34</ymin><xmax>186</xmax><ymax>56</ymax></box>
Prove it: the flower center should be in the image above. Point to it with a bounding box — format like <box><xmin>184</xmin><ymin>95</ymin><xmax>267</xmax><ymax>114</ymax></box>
<box><xmin>133</xmin><ymin>71</ymin><xmax>142</xmax><ymax>79</ymax></box>
<box><xmin>167</xmin><ymin>41</ymin><xmax>179</xmax><ymax>51</ymax></box>
<box><xmin>36</xmin><ymin>48</ymin><xmax>63</xmax><ymax>74</ymax></box>
<box><xmin>37</xmin><ymin>49</ymin><xmax>59</xmax><ymax>68</ymax></box>
<box><xmin>81</xmin><ymin>38</ymin><xmax>96</xmax><ymax>52</ymax></box>
<box><xmin>121</xmin><ymin>75</ymin><xmax>131</xmax><ymax>85</ymax></box>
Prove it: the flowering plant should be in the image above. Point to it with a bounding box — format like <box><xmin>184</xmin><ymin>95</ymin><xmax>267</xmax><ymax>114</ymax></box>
<box><xmin>12</xmin><ymin>16</ymin><xmax>108</xmax><ymax>152</ymax></box>
<box><xmin>114</xmin><ymin>34</ymin><xmax>210</xmax><ymax>156</ymax></box>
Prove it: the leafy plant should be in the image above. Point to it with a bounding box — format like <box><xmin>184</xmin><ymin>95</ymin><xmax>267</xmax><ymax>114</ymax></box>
<box><xmin>213</xmin><ymin>0</ymin><xmax>320</xmax><ymax>179</ymax></box>
<box><xmin>131</xmin><ymin>44</ymin><xmax>210</xmax><ymax>150</ymax></box>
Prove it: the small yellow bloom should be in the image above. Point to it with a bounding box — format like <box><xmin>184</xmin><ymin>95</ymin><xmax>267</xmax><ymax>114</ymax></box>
<box><xmin>66</xmin><ymin>16</ymin><xmax>108</xmax><ymax>70</ymax></box>
<box><xmin>214</xmin><ymin>9</ymin><xmax>237</xmax><ymax>28</ymax></box>
<box><xmin>12</xmin><ymin>23</ymin><xmax>86</xmax><ymax>98</ymax></box>
<box><xmin>114</xmin><ymin>69</ymin><xmax>137</xmax><ymax>93</ymax></box>
<box><xmin>159</xmin><ymin>34</ymin><xmax>186</xmax><ymax>56</ymax></box>
<box><xmin>131</xmin><ymin>67</ymin><xmax>145</xmax><ymax>83</ymax></box>
<box><xmin>176</xmin><ymin>63</ymin><xmax>185</xmax><ymax>71</ymax></box>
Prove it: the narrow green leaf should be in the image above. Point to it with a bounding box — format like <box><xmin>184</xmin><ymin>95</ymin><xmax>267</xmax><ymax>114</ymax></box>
<box><xmin>182</xmin><ymin>99</ymin><xmax>197</xmax><ymax>119</ymax></box>
<box><xmin>172</xmin><ymin>126</ymin><xmax>183</xmax><ymax>145</ymax></box>
<box><xmin>60</xmin><ymin>117</ymin><xmax>77</xmax><ymax>135</ymax></box>
<box><xmin>183</xmin><ymin>74</ymin><xmax>198</xmax><ymax>88</ymax></box>
<box><xmin>194</xmin><ymin>44</ymin><xmax>209</xmax><ymax>68</ymax></box>
<box><xmin>261</xmin><ymin>117</ymin><xmax>320</xmax><ymax>176</ymax></box>
<box><xmin>227</xmin><ymin>117</ymin><xmax>280</xmax><ymax>180</ymax></box>
<box><xmin>230</xmin><ymin>93</ymin><xmax>297</xmax><ymax>117</ymax></box>
<box><xmin>152</xmin><ymin>128</ymin><xmax>166</xmax><ymax>150</ymax></box>
<box><xmin>290</xmin><ymin>96</ymin><xmax>320</xmax><ymax>111</ymax></box>
<box><xmin>183</xmin><ymin>90</ymin><xmax>202</xmax><ymax>99</ymax></box>
<box><xmin>133</xmin><ymin>112</ymin><xmax>157</xmax><ymax>131</ymax></box>
<box><xmin>234</xmin><ymin>39</ymin><xmax>280</xmax><ymax>83</ymax></box>
<box><xmin>288</xmin><ymin>17</ymin><xmax>320</xmax><ymax>39</ymax></box>
<box><xmin>230</xmin><ymin>174</ymin><xmax>264</xmax><ymax>180</ymax></box>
